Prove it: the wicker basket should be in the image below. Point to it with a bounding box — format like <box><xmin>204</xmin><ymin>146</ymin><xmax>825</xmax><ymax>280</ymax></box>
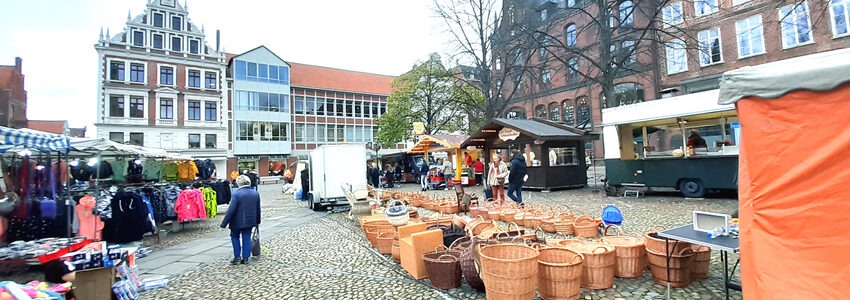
<box><xmin>501</xmin><ymin>205</ymin><xmax>518</xmax><ymax>223</ymax></box>
<box><xmin>391</xmin><ymin>234</ymin><xmax>401</xmax><ymax>263</ymax></box>
<box><xmin>377</xmin><ymin>232</ymin><xmax>394</xmax><ymax>254</ymax></box>
<box><xmin>537</xmin><ymin>246</ymin><xmax>585</xmax><ymax>300</ymax></box>
<box><xmin>421</xmin><ymin>213</ymin><xmax>453</xmax><ymax>227</ymax></box>
<box><xmin>553</xmin><ymin>213</ymin><xmax>575</xmax><ymax>236</ymax></box>
<box><xmin>514</xmin><ymin>210</ymin><xmax>527</xmax><ymax>227</ymax></box>
<box><xmin>574</xmin><ymin>215</ymin><xmax>601</xmax><ymax>238</ymax></box>
<box><xmin>466</xmin><ymin>216</ymin><xmax>495</xmax><ymax>236</ymax></box>
<box><xmin>460</xmin><ymin>237</ymin><xmax>498</xmax><ymax>291</ymax></box>
<box><xmin>439</xmin><ymin>202</ymin><xmax>460</xmax><ymax>214</ymax></box>
<box><xmin>600</xmin><ymin>225</ymin><xmax>647</xmax><ymax>279</ymax></box>
<box><xmin>479</xmin><ymin>244</ymin><xmax>540</xmax><ymax>299</ymax></box>
<box><xmin>423</xmin><ymin>246</ymin><xmax>463</xmax><ymax>289</ymax></box>
<box><xmin>575</xmin><ymin>243</ymin><xmax>617</xmax><ymax>290</ymax></box>
<box><xmin>645</xmin><ymin>226</ymin><xmax>691</xmax><ymax>255</ymax></box>
<box><xmin>647</xmin><ymin>247</ymin><xmax>694</xmax><ymax>288</ymax></box>
<box><xmin>386</xmin><ymin>200</ymin><xmax>410</xmax><ymax>227</ymax></box>
<box><xmin>690</xmin><ymin>245</ymin><xmax>711</xmax><ymax>280</ymax></box>
<box><xmin>541</xmin><ymin>212</ymin><xmax>559</xmax><ymax>233</ymax></box>
<box><xmin>366</xmin><ymin>226</ymin><xmax>395</xmax><ymax>248</ymax></box>
<box><xmin>558</xmin><ymin>238</ymin><xmax>586</xmax><ymax>252</ymax></box>
<box><xmin>487</xmin><ymin>205</ymin><xmax>502</xmax><ymax>221</ymax></box>
<box><xmin>469</xmin><ymin>201</ymin><xmax>482</xmax><ymax>218</ymax></box>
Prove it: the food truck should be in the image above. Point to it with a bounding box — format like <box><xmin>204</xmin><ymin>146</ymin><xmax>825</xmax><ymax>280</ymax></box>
<box><xmin>601</xmin><ymin>89</ymin><xmax>739</xmax><ymax>197</ymax></box>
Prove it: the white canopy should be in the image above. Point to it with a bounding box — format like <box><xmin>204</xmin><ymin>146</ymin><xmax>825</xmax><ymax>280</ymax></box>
<box><xmin>719</xmin><ymin>48</ymin><xmax>850</xmax><ymax>104</ymax></box>
<box><xmin>602</xmin><ymin>89</ymin><xmax>732</xmax><ymax>126</ymax></box>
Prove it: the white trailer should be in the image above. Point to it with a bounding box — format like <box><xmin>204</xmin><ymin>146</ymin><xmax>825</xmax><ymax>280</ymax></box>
<box><xmin>307</xmin><ymin>144</ymin><xmax>369</xmax><ymax>211</ymax></box>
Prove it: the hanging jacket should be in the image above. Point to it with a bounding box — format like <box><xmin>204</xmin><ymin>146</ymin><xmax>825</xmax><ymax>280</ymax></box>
<box><xmin>76</xmin><ymin>195</ymin><xmax>104</xmax><ymax>241</ymax></box>
<box><xmin>211</xmin><ymin>181</ymin><xmax>231</xmax><ymax>205</ymax></box>
<box><xmin>174</xmin><ymin>189</ymin><xmax>207</xmax><ymax>222</ymax></box>
<box><xmin>177</xmin><ymin>161</ymin><xmax>199</xmax><ymax>181</ymax></box>
<box><xmin>139</xmin><ymin>195</ymin><xmax>157</xmax><ymax>233</ymax></box>
<box><xmin>69</xmin><ymin>161</ymin><xmax>92</xmax><ymax>182</ymax></box>
<box><xmin>203</xmin><ymin>159</ymin><xmax>216</xmax><ymax>180</ymax></box>
<box><xmin>194</xmin><ymin>160</ymin><xmax>207</xmax><ymax>179</ymax></box>
<box><xmin>92</xmin><ymin>161</ymin><xmax>114</xmax><ymax>179</ymax></box>
<box><xmin>143</xmin><ymin>160</ymin><xmax>163</xmax><ymax>181</ymax></box>
<box><xmin>102</xmin><ymin>191</ymin><xmax>150</xmax><ymax>244</ymax></box>
<box><xmin>162</xmin><ymin>162</ymin><xmax>179</xmax><ymax>181</ymax></box>
<box><xmin>201</xmin><ymin>187</ymin><xmax>218</xmax><ymax>218</ymax></box>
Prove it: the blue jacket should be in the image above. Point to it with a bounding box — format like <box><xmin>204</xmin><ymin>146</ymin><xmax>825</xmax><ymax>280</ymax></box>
<box><xmin>419</xmin><ymin>163</ymin><xmax>429</xmax><ymax>175</ymax></box>
<box><xmin>508</xmin><ymin>154</ymin><xmax>527</xmax><ymax>184</ymax></box>
<box><xmin>221</xmin><ymin>187</ymin><xmax>261</xmax><ymax>230</ymax></box>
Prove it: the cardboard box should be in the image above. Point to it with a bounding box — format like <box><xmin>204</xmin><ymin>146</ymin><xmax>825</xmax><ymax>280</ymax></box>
<box><xmin>74</xmin><ymin>266</ymin><xmax>116</xmax><ymax>300</ymax></box>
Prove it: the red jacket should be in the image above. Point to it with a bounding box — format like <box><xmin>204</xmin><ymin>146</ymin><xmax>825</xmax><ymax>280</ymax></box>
<box><xmin>472</xmin><ymin>161</ymin><xmax>485</xmax><ymax>173</ymax></box>
<box><xmin>175</xmin><ymin>189</ymin><xmax>207</xmax><ymax>222</ymax></box>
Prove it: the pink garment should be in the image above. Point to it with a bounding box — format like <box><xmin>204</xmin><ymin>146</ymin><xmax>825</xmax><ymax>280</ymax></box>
<box><xmin>175</xmin><ymin>189</ymin><xmax>207</xmax><ymax>222</ymax></box>
<box><xmin>76</xmin><ymin>196</ymin><xmax>104</xmax><ymax>241</ymax></box>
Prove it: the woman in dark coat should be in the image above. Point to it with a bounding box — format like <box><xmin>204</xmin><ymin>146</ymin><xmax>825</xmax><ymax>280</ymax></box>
<box><xmin>220</xmin><ymin>175</ymin><xmax>262</xmax><ymax>265</ymax></box>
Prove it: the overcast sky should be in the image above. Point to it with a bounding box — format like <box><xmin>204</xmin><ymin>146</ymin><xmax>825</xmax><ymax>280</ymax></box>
<box><xmin>0</xmin><ymin>0</ymin><xmax>448</xmax><ymax>129</ymax></box>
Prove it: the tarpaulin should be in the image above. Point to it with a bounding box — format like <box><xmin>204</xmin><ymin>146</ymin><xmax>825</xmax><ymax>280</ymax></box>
<box><xmin>736</xmin><ymin>82</ymin><xmax>850</xmax><ymax>299</ymax></box>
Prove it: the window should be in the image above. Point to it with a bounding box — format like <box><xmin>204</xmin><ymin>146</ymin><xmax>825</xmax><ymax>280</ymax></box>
<box><xmin>380</xmin><ymin>103</ymin><xmax>386</xmax><ymax>115</ymax></box>
<box><xmin>831</xmin><ymin>0</ymin><xmax>850</xmax><ymax>36</ymax></box>
<box><xmin>577</xmin><ymin>97</ymin><xmax>591</xmax><ymax>127</ymax></box>
<box><xmin>258</xmin><ymin>64</ymin><xmax>268</xmax><ymax>80</ymax></box>
<box><xmin>306</xmin><ymin>124</ymin><xmax>316</xmax><ymax>142</ymax></box>
<box><xmin>235</xmin><ymin>60</ymin><xmax>247</xmax><ymax>80</ymax></box>
<box><xmin>129</xmin><ymin>133</ymin><xmax>144</xmax><ymax>146</ymax></box>
<box><xmin>205</xmin><ymin>102</ymin><xmax>217</xmax><ymax>121</ymax></box>
<box><xmin>694</xmin><ymin>0</ymin><xmax>719</xmax><ymax>17</ymax></box>
<box><xmin>549</xmin><ymin>103</ymin><xmax>560</xmax><ymax>122</ymax></box>
<box><xmin>562</xmin><ymin>100</ymin><xmax>575</xmax><ymax>125</ymax></box>
<box><xmin>335</xmin><ymin>99</ymin><xmax>344</xmax><ymax>116</ymax></box>
<box><xmin>188</xmin><ymin>70</ymin><xmax>201</xmax><ymax>88</ymax></box>
<box><xmin>621</xmin><ymin>40</ymin><xmax>636</xmax><ymax>64</ymax></box>
<box><xmin>153</xmin><ymin>12</ymin><xmax>163</xmax><ymax>27</ymax></box>
<box><xmin>736</xmin><ymin>15</ymin><xmax>765</xmax><ymax>58</ymax></box>
<box><xmin>317</xmin><ymin>124</ymin><xmax>326</xmax><ymax>143</ymax></box>
<box><xmin>110</xmin><ymin>61</ymin><xmax>125</xmax><ymax>81</ymax></box>
<box><xmin>565</xmin><ymin>24</ymin><xmax>577</xmax><ymax>47</ymax></box>
<box><xmin>536</xmin><ymin>105</ymin><xmax>547</xmax><ymax>119</ymax></box>
<box><xmin>354</xmin><ymin>101</ymin><xmax>363</xmax><ymax>117</ymax></box>
<box><xmin>129</xmin><ymin>97</ymin><xmax>144</xmax><ymax>118</ymax></box>
<box><xmin>539</xmin><ymin>39</ymin><xmax>549</xmax><ymax>59</ymax></box>
<box><xmin>610</xmin><ymin>44</ymin><xmax>618</xmax><ymax>68</ymax></box>
<box><xmin>619</xmin><ymin>1</ymin><xmax>634</xmax><ymax>27</ymax></box>
<box><xmin>294</xmin><ymin>124</ymin><xmax>304</xmax><ymax>142</ymax></box>
<box><xmin>665</xmin><ymin>39</ymin><xmax>688</xmax><ymax>74</ymax></box>
<box><xmin>171</xmin><ymin>36</ymin><xmax>181</xmax><ymax>52</ymax></box>
<box><xmin>171</xmin><ymin>16</ymin><xmax>181</xmax><ymax>31</ymax></box>
<box><xmin>568</xmin><ymin>0</ymin><xmax>576</xmax><ymax>7</ymax></box>
<box><xmin>294</xmin><ymin>96</ymin><xmax>305</xmax><ymax>114</ymax></box>
<box><xmin>205</xmin><ymin>72</ymin><xmax>217</xmax><ymax>89</ymax></box>
<box><xmin>205</xmin><ymin>134</ymin><xmax>216</xmax><ymax>149</ymax></box>
<box><xmin>109</xmin><ymin>95</ymin><xmax>124</xmax><ymax>117</ymax></box>
<box><xmin>306</xmin><ymin>97</ymin><xmax>316</xmax><ymax>115</ymax></box>
<box><xmin>132</xmin><ymin>31</ymin><xmax>144</xmax><ymax>47</ymax></box>
<box><xmin>130</xmin><ymin>63</ymin><xmax>145</xmax><ymax>83</ymax></box>
<box><xmin>160</xmin><ymin>99</ymin><xmax>173</xmax><ymax>119</ymax></box>
<box><xmin>602</xmin><ymin>83</ymin><xmax>645</xmax><ymax>108</ymax></box>
<box><xmin>160</xmin><ymin>66</ymin><xmax>174</xmax><ymax>85</ymax></box>
<box><xmin>549</xmin><ymin>147</ymin><xmax>578</xmax><ymax>166</ymax></box>
<box><xmin>567</xmin><ymin>58</ymin><xmax>579</xmax><ymax>81</ymax></box>
<box><xmin>506</xmin><ymin>108</ymin><xmax>526</xmax><ymax>119</ymax></box>
<box><xmin>662</xmin><ymin>2</ymin><xmax>684</xmax><ymax>27</ymax></box>
<box><xmin>188</xmin><ymin>134</ymin><xmax>200</xmax><ymax>149</ymax></box>
<box><xmin>698</xmin><ymin>28</ymin><xmax>723</xmax><ymax>66</ymax></box>
<box><xmin>779</xmin><ymin>2</ymin><xmax>812</xmax><ymax>48</ymax></box>
<box><xmin>542</xmin><ymin>69</ymin><xmax>551</xmax><ymax>84</ymax></box>
<box><xmin>346</xmin><ymin>100</ymin><xmax>354</xmax><ymax>117</ymax></box>
<box><xmin>109</xmin><ymin>132</ymin><xmax>123</xmax><ymax>143</ymax></box>
<box><xmin>188</xmin><ymin>101</ymin><xmax>201</xmax><ymax>120</ymax></box>
<box><xmin>153</xmin><ymin>34</ymin><xmax>163</xmax><ymax>49</ymax></box>
<box><xmin>189</xmin><ymin>40</ymin><xmax>199</xmax><ymax>54</ymax></box>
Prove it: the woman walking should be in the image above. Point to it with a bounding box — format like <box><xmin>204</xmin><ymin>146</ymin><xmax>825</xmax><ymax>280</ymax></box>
<box><xmin>220</xmin><ymin>175</ymin><xmax>262</xmax><ymax>265</ymax></box>
<box><xmin>487</xmin><ymin>154</ymin><xmax>509</xmax><ymax>204</ymax></box>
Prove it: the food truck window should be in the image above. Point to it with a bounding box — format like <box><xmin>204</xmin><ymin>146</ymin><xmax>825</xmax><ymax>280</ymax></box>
<box><xmin>548</xmin><ymin>147</ymin><xmax>578</xmax><ymax>166</ymax></box>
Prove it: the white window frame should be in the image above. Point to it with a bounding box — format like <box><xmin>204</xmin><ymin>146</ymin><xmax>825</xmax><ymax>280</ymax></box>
<box><xmin>204</xmin><ymin>101</ymin><xmax>218</xmax><ymax>122</ymax></box>
<box><xmin>694</xmin><ymin>0</ymin><xmax>719</xmax><ymax>17</ymax></box>
<box><xmin>542</xmin><ymin>69</ymin><xmax>551</xmax><ymax>84</ymax></box>
<box><xmin>736</xmin><ymin>14</ymin><xmax>766</xmax><ymax>58</ymax></box>
<box><xmin>107</xmin><ymin>58</ymin><xmax>126</xmax><ymax>82</ymax></box>
<box><xmin>204</xmin><ymin>71</ymin><xmax>218</xmax><ymax>90</ymax></box>
<box><xmin>665</xmin><ymin>39</ymin><xmax>688</xmax><ymax>75</ymax></box>
<box><xmin>127</xmin><ymin>60</ymin><xmax>147</xmax><ymax>85</ymax></box>
<box><xmin>186</xmin><ymin>100</ymin><xmax>203</xmax><ymax>121</ymax></box>
<box><xmin>127</xmin><ymin>95</ymin><xmax>148</xmax><ymax>119</ymax></box>
<box><xmin>698</xmin><ymin>27</ymin><xmax>723</xmax><ymax>66</ymax></box>
<box><xmin>779</xmin><ymin>2</ymin><xmax>814</xmax><ymax>49</ymax></box>
<box><xmin>158</xmin><ymin>64</ymin><xmax>176</xmax><ymax>87</ymax></box>
<box><xmin>662</xmin><ymin>2</ymin><xmax>684</xmax><ymax>27</ymax></box>
<box><xmin>132</xmin><ymin>30</ymin><xmax>145</xmax><ymax>47</ymax></box>
<box><xmin>830</xmin><ymin>0</ymin><xmax>850</xmax><ymax>37</ymax></box>
<box><xmin>185</xmin><ymin>68</ymin><xmax>203</xmax><ymax>89</ymax></box>
<box><xmin>171</xmin><ymin>15</ymin><xmax>182</xmax><ymax>31</ymax></box>
<box><xmin>189</xmin><ymin>39</ymin><xmax>200</xmax><ymax>54</ymax></box>
<box><xmin>152</xmin><ymin>12</ymin><xmax>164</xmax><ymax>28</ymax></box>
<box><xmin>170</xmin><ymin>35</ymin><xmax>182</xmax><ymax>52</ymax></box>
<box><xmin>157</xmin><ymin>97</ymin><xmax>176</xmax><ymax>120</ymax></box>
<box><xmin>152</xmin><ymin>33</ymin><xmax>164</xmax><ymax>49</ymax></box>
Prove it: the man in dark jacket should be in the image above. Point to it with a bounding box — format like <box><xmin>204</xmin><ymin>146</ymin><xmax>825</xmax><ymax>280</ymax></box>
<box><xmin>220</xmin><ymin>175</ymin><xmax>262</xmax><ymax>265</ymax></box>
<box><xmin>368</xmin><ymin>161</ymin><xmax>381</xmax><ymax>187</ymax></box>
<box><xmin>507</xmin><ymin>150</ymin><xmax>527</xmax><ymax>204</ymax></box>
<box><xmin>300</xmin><ymin>168</ymin><xmax>310</xmax><ymax>201</ymax></box>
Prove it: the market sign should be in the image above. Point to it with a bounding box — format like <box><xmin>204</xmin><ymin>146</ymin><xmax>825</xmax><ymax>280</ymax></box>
<box><xmin>413</xmin><ymin>122</ymin><xmax>425</xmax><ymax>135</ymax></box>
<box><xmin>499</xmin><ymin>128</ymin><xmax>520</xmax><ymax>141</ymax></box>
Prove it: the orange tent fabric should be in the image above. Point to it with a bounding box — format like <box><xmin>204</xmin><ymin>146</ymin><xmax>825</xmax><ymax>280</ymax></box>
<box><xmin>736</xmin><ymin>82</ymin><xmax>850</xmax><ymax>299</ymax></box>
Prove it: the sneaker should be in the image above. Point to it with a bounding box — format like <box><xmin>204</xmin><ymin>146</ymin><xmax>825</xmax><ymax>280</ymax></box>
<box><xmin>230</xmin><ymin>258</ymin><xmax>240</xmax><ymax>265</ymax></box>
<box><xmin>241</xmin><ymin>259</ymin><xmax>248</xmax><ymax>265</ymax></box>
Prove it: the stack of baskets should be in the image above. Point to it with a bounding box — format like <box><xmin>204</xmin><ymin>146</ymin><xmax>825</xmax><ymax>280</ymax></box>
<box><xmin>599</xmin><ymin>225</ymin><xmax>647</xmax><ymax>278</ymax></box>
<box><xmin>479</xmin><ymin>244</ymin><xmax>540</xmax><ymax>299</ymax></box>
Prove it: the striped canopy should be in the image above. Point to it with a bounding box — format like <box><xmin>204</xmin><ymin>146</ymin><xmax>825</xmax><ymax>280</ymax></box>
<box><xmin>0</xmin><ymin>126</ymin><xmax>70</xmax><ymax>153</ymax></box>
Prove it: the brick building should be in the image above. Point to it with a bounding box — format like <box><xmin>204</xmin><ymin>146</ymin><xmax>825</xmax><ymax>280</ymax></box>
<box><xmin>94</xmin><ymin>0</ymin><xmax>228</xmax><ymax>178</ymax></box>
<box><xmin>499</xmin><ymin>0</ymin><xmax>850</xmax><ymax>157</ymax></box>
<box><xmin>0</xmin><ymin>57</ymin><xmax>28</xmax><ymax>129</ymax></box>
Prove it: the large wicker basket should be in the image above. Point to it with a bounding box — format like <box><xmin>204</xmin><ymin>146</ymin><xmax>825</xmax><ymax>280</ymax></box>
<box><xmin>423</xmin><ymin>246</ymin><xmax>463</xmax><ymax>290</ymax></box>
<box><xmin>575</xmin><ymin>243</ymin><xmax>616</xmax><ymax>290</ymax></box>
<box><xmin>537</xmin><ymin>246</ymin><xmax>584</xmax><ymax>300</ymax></box>
<box><xmin>600</xmin><ymin>225</ymin><xmax>647</xmax><ymax>279</ymax></box>
<box><xmin>377</xmin><ymin>232</ymin><xmax>394</xmax><ymax>254</ymax></box>
<box><xmin>479</xmin><ymin>244</ymin><xmax>540</xmax><ymax>299</ymax></box>
<box><xmin>460</xmin><ymin>237</ymin><xmax>498</xmax><ymax>291</ymax></box>
<box><xmin>645</xmin><ymin>226</ymin><xmax>691</xmax><ymax>255</ymax></box>
<box><xmin>647</xmin><ymin>247</ymin><xmax>694</xmax><ymax>288</ymax></box>
<box><xmin>466</xmin><ymin>216</ymin><xmax>495</xmax><ymax>236</ymax></box>
<box><xmin>573</xmin><ymin>215</ymin><xmax>601</xmax><ymax>238</ymax></box>
<box><xmin>690</xmin><ymin>245</ymin><xmax>711</xmax><ymax>280</ymax></box>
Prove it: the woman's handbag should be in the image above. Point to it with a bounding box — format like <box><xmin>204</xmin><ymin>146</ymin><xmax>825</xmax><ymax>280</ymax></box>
<box><xmin>251</xmin><ymin>227</ymin><xmax>261</xmax><ymax>256</ymax></box>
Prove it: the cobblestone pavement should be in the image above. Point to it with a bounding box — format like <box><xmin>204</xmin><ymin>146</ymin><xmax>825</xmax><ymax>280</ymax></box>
<box><xmin>142</xmin><ymin>181</ymin><xmax>743</xmax><ymax>300</ymax></box>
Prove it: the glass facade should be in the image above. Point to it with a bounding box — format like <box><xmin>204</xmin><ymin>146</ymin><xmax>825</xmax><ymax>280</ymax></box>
<box><xmin>234</xmin><ymin>60</ymin><xmax>290</xmax><ymax>84</ymax></box>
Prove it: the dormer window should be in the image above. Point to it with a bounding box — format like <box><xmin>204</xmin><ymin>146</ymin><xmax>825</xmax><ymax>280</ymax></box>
<box><xmin>132</xmin><ymin>31</ymin><xmax>144</xmax><ymax>47</ymax></box>
<box><xmin>153</xmin><ymin>12</ymin><xmax>164</xmax><ymax>28</ymax></box>
<box><xmin>153</xmin><ymin>33</ymin><xmax>164</xmax><ymax>49</ymax></box>
<box><xmin>171</xmin><ymin>36</ymin><xmax>181</xmax><ymax>52</ymax></box>
<box><xmin>189</xmin><ymin>40</ymin><xmax>199</xmax><ymax>54</ymax></box>
<box><xmin>172</xmin><ymin>16</ymin><xmax>182</xmax><ymax>31</ymax></box>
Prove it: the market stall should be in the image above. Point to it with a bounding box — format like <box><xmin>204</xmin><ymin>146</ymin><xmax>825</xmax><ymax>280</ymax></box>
<box><xmin>462</xmin><ymin>118</ymin><xmax>596</xmax><ymax>190</ymax></box>
<box><xmin>718</xmin><ymin>48</ymin><xmax>850</xmax><ymax>299</ymax></box>
<box><xmin>409</xmin><ymin>135</ymin><xmax>477</xmax><ymax>187</ymax></box>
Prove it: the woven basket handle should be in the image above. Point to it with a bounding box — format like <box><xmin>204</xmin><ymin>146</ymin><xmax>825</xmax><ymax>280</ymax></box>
<box><xmin>604</xmin><ymin>224</ymin><xmax>624</xmax><ymax>236</ymax></box>
<box><xmin>647</xmin><ymin>225</ymin><xmax>667</xmax><ymax>234</ymax></box>
<box><xmin>571</xmin><ymin>254</ymin><xmax>583</xmax><ymax>264</ymax></box>
<box><xmin>553</xmin><ymin>232</ymin><xmax>569</xmax><ymax>240</ymax></box>
<box><xmin>448</xmin><ymin>237</ymin><xmax>468</xmax><ymax>249</ymax></box>
<box><xmin>531</xmin><ymin>243</ymin><xmax>546</xmax><ymax>250</ymax></box>
<box><xmin>575</xmin><ymin>215</ymin><xmax>592</xmax><ymax>223</ymax></box>
<box><xmin>677</xmin><ymin>247</ymin><xmax>694</xmax><ymax>256</ymax></box>
<box><xmin>508</xmin><ymin>222</ymin><xmax>521</xmax><ymax>231</ymax></box>
<box><xmin>437</xmin><ymin>254</ymin><xmax>457</xmax><ymax>261</ymax></box>
<box><xmin>388</xmin><ymin>199</ymin><xmax>404</xmax><ymax>207</ymax></box>
<box><xmin>433</xmin><ymin>245</ymin><xmax>449</xmax><ymax>253</ymax></box>
<box><xmin>592</xmin><ymin>246</ymin><xmax>610</xmax><ymax>254</ymax></box>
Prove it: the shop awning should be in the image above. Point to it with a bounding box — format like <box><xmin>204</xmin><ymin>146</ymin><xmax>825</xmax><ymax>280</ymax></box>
<box><xmin>0</xmin><ymin>126</ymin><xmax>70</xmax><ymax>153</ymax></box>
<box><xmin>461</xmin><ymin>118</ymin><xmax>594</xmax><ymax>148</ymax></box>
<box><xmin>409</xmin><ymin>134</ymin><xmax>469</xmax><ymax>154</ymax></box>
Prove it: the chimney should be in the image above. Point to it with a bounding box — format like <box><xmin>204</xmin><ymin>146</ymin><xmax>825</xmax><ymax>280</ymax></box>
<box><xmin>216</xmin><ymin>30</ymin><xmax>220</xmax><ymax>52</ymax></box>
<box><xmin>14</xmin><ymin>57</ymin><xmax>21</xmax><ymax>73</ymax></box>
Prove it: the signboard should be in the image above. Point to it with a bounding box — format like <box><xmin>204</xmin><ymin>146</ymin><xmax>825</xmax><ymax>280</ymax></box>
<box><xmin>413</xmin><ymin>122</ymin><xmax>425</xmax><ymax>135</ymax></box>
<box><xmin>499</xmin><ymin>128</ymin><xmax>520</xmax><ymax>141</ymax></box>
